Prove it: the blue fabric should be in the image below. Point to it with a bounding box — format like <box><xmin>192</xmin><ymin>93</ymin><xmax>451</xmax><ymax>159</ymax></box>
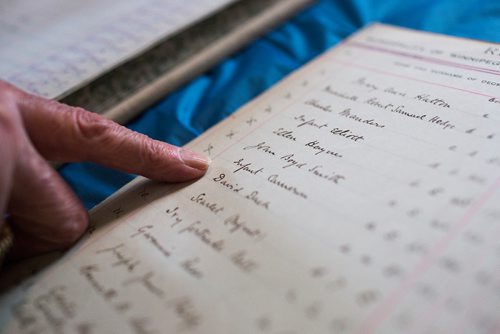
<box><xmin>59</xmin><ymin>0</ymin><xmax>500</xmax><ymax>210</ymax></box>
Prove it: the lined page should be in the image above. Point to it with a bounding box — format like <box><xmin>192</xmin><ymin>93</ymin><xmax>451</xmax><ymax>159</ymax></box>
<box><xmin>1</xmin><ymin>24</ymin><xmax>500</xmax><ymax>333</ymax></box>
<box><xmin>0</xmin><ymin>0</ymin><xmax>236</xmax><ymax>99</ymax></box>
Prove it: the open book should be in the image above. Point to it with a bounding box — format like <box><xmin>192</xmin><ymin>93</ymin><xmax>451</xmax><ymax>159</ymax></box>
<box><xmin>1</xmin><ymin>24</ymin><xmax>500</xmax><ymax>333</ymax></box>
<box><xmin>0</xmin><ymin>0</ymin><xmax>313</xmax><ymax>124</ymax></box>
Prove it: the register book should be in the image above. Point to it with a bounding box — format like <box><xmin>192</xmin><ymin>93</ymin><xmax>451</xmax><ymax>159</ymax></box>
<box><xmin>1</xmin><ymin>24</ymin><xmax>500</xmax><ymax>334</ymax></box>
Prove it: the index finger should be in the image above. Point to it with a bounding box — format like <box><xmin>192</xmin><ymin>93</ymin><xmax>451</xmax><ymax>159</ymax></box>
<box><xmin>16</xmin><ymin>89</ymin><xmax>210</xmax><ymax>183</ymax></box>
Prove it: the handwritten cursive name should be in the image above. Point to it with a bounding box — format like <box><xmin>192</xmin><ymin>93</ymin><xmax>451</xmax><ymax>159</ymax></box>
<box><xmin>178</xmin><ymin>221</ymin><xmax>225</xmax><ymax>252</ymax></box>
<box><xmin>294</xmin><ymin>115</ymin><xmax>328</xmax><ymax>129</ymax></box>
<box><xmin>280</xmin><ymin>153</ymin><xmax>308</xmax><ymax>169</ymax></box>
<box><xmin>224</xmin><ymin>214</ymin><xmax>263</xmax><ymax>240</ymax></box>
<box><xmin>233</xmin><ymin>158</ymin><xmax>264</xmax><ymax>175</ymax></box>
<box><xmin>190</xmin><ymin>193</ymin><xmax>225</xmax><ymax>215</ymax></box>
<box><xmin>243</xmin><ymin>141</ymin><xmax>276</xmax><ymax>156</ymax></box>
<box><xmin>330</xmin><ymin>128</ymin><xmax>365</xmax><ymax>142</ymax></box>
<box><xmin>305</xmin><ymin>140</ymin><xmax>343</xmax><ymax>158</ymax></box>
<box><xmin>267</xmin><ymin>174</ymin><xmax>308</xmax><ymax>199</ymax></box>
<box><xmin>245</xmin><ymin>190</ymin><xmax>270</xmax><ymax>210</ymax></box>
<box><xmin>273</xmin><ymin>128</ymin><xmax>297</xmax><ymax>141</ymax></box>
<box><xmin>212</xmin><ymin>173</ymin><xmax>244</xmax><ymax>193</ymax></box>
<box><xmin>324</xmin><ymin>86</ymin><xmax>359</xmax><ymax>101</ymax></box>
<box><xmin>131</xmin><ymin>225</ymin><xmax>171</xmax><ymax>258</ymax></box>
<box><xmin>305</xmin><ymin>99</ymin><xmax>334</xmax><ymax>112</ymax></box>
<box><xmin>308</xmin><ymin>165</ymin><xmax>346</xmax><ymax>184</ymax></box>
<box><xmin>338</xmin><ymin>108</ymin><xmax>385</xmax><ymax>128</ymax></box>
<box><xmin>415</xmin><ymin>94</ymin><xmax>450</xmax><ymax>108</ymax></box>
<box><xmin>96</xmin><ymin>243</ymin><xmax>140</xmax><ymax>272</ymax></box>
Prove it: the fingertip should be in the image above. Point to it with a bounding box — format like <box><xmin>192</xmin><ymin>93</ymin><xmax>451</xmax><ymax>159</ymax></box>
<box><xmin>157</xmin><ymin>148</ymin><xmax>210</xmax><ymax>183</ymax></box>
<box><xmin>179</xmin><ymin>148</ymin><xmax>211</xmax><ymax>171</ymax></box>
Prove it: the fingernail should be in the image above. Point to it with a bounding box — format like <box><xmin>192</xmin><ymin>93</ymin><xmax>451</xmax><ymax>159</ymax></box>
<box><xmin>180</xmin><ymin>149</ymin><xmax>211</xmax><ymax>170</ymax></box>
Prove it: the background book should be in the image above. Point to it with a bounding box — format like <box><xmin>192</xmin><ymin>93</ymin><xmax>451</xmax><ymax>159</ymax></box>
<box><xmin>0</xmin><ymin>0</ymin><xmax>314</xmax><ymax>124</ymax></box>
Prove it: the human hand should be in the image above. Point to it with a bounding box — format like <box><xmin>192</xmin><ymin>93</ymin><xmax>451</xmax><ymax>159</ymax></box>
<box><xmin>0</xmin><ymin>81</ymin><xmax>210</xmax><ymax>260</ymax></box>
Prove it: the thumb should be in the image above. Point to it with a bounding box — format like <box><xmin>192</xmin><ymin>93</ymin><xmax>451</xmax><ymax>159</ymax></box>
<box><xmin>8</xmin><ymin>141</ymin><xmax>88</xmax><ymax>259</ymax></box>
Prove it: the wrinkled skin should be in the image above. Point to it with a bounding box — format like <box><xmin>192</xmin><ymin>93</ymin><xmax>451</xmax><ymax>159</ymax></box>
<box><xmin>0</xmin><ymin>81</ymin><xmax>209</xmax><ymax>260</ymax></box>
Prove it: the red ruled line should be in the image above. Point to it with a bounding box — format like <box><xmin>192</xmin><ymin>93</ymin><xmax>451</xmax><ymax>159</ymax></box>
<box><xmin>347</xmin><ymin>41</ymin><xmax>500</xmax><ymax>77</ymax></box>
<box><xmin>334</xmin><ymin>58</ymin><xmax>498</xmax><ymax>100</ymax></box>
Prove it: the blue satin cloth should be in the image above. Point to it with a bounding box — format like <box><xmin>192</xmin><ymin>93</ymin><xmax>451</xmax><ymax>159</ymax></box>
<box><xmin>59</xmin><ymin>0</ymin><xmax>500</xmax><ymax>210</ymax></box>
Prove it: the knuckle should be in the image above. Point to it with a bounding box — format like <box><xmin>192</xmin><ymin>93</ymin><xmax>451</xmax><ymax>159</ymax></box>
<box><xmin>140</xmin><ymin>138</ymin><xmax>174</xmax><ymax>168</ymax></box>
<box><xmin>72</xmin><ymin>108</ymin><xmax>115</xmax><ymax>142</ymax></box>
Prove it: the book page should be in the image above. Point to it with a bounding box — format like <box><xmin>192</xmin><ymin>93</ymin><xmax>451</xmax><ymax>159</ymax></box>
<box><xmin>59</xmin><ymin>0</ymin><xmax>314</xmax><ymax>123</ymax></box>
<box><xmin>1</xmin><ymin>24</ymin><xmax>500</xmax><ymax>333</ymax></box>
<box><xmin>0</xmin><ymin>0</ymin><xmax>237</xmax><ymax>99</ymax></box>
